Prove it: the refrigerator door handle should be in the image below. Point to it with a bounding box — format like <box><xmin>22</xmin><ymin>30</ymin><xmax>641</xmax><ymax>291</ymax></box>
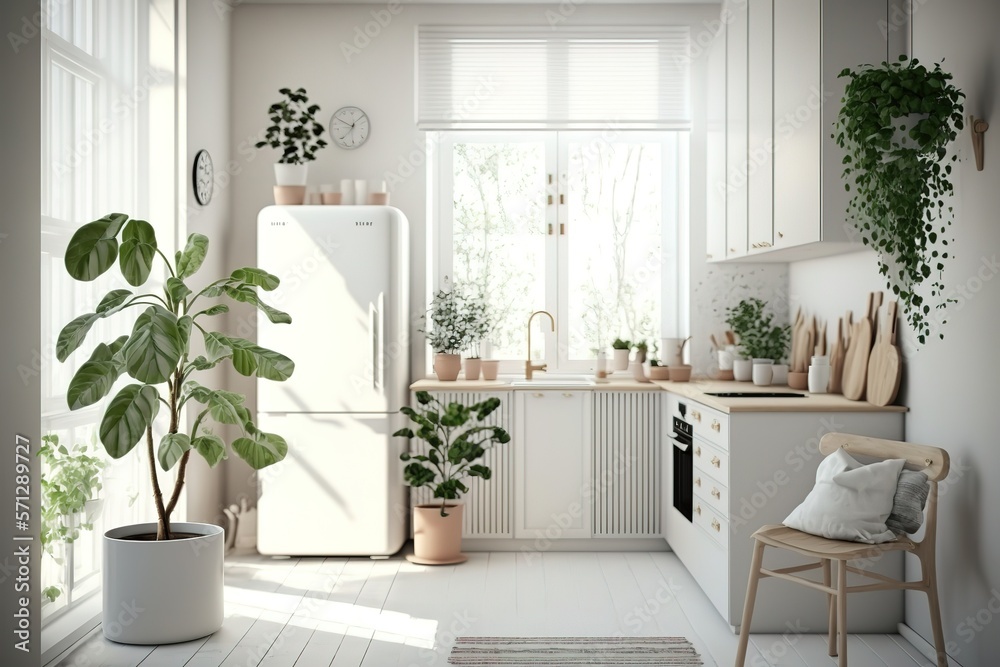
<box><xmin>377</xmin><ymin>292</ymin><xmax>385</xmax><ymax>390</ymax></box>
<box><xmin>369</xmin><ymin>302</ymin><xmax>380</xmax><ymax>392</ymax></box>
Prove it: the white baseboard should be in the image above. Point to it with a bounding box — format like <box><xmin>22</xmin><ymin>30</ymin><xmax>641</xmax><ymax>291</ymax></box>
<box><xmin>897</xmin><ymin>622</ymin><xmax>963</xmax><ymax>667</ymax></box>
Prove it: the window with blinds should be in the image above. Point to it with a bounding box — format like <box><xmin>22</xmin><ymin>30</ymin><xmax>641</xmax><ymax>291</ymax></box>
<box><xmin>416</xmin><ymin>26</ymin><xmax>691</xmax><ymax>130</ymax></box>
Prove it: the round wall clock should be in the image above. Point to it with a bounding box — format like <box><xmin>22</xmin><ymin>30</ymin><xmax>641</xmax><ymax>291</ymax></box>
<box><xmin>193</xmin><ymin>149</ymin><xmax>214</xmax><ymax>205</ymax></box>
<box><xmin>330</xmin><ymin>106</ymin><xmax>370</xmax><ymax>150</ymax></box>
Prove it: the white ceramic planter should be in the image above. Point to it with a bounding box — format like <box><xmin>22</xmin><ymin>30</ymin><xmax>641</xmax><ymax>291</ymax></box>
<box><xmin>274</xmin><ymin>163</ymin><xmax>308</xmax><ymax>186</ymax></box>
<box><xmin>103</xmin><ymin>522</ymin><xmax>223</xmax><ymax>645</ymax></box>
<box><xmin>752</xmin><ymin>359</ymin><xmax>774</xmax><ymax>386</ymax></box>
<box><xmin>612</xmin><ymin>349</ymin><xmax>630</xmax><ymax>371</ymax></box>
<box><xmin>733</xmin><ymin>358</ymin><xmax>753</xmax><ymax>382</ymax></box>
<box><xmin>771</xmin><ymin>364</ymin><xmax>789</xmax><ymax>386</ymax></box>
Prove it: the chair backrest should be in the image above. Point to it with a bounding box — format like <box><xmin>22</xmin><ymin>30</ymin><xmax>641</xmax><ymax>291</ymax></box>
<box><xmin>819</xmin><ymin>433</ymin><xmax>950</xmax><ymax>482</ymax></box>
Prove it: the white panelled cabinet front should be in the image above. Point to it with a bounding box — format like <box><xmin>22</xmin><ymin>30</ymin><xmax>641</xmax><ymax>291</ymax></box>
<box><xmin>514</xmin><ymin>391</ymin><xmax>592</xmax><ymax>539</ymax></box>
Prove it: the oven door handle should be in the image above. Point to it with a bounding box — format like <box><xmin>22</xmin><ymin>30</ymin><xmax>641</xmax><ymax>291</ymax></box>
<box><xmin>668</xmin><ymin>436</ymin><xmax>690</xmax><ymax>452</ymax></box>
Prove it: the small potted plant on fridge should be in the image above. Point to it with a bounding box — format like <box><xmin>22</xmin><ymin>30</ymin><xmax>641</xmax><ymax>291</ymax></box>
<box><xmin>611</xmin><ymin>338</ymin><xmax>631</xmax><ymax>372</ymax></box>
<box><xmin>422</xmin><ymin>288</ymin><xmax>477</xmax><ymax>381</ymax></box>
<box><xmin>56</xmin><ymin>213</ymin><xmax>295</xmax><ymax>644</ymax></box>
<box><xmin>394</xmin><ymin>391</ymin><xmax>510</xmax><ymax>564</ymax></box>
<box><xmin>254</xmin><ymin>87</ymin><xmax>327</xmax><ymax>205</ymax></box>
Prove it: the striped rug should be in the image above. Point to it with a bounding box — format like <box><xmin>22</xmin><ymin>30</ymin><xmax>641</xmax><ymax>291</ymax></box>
<box><xmin>448</xmin><ymin>636</ymin><xmax>703</xmax><ymax>665</ymax></box>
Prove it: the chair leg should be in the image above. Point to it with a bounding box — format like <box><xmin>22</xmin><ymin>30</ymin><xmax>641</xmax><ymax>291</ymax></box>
<box><xmin>735</xmin><ymin>540</ymin><xmax>766</xmax><ymax>666</ymax></box>
<box><xmin>837</xmin><ymin>559</ymin><xmax>848</xmax><ymax>667</ymax></box>
<box><xmin>925</xmin><ymin>566</ymin><xmax>949</xmax><ymax>667</ymax></box>
<box><xmin>822</xmin><ymin>558</ymin><xmax>836</xmax><ymax>657</ymax></box>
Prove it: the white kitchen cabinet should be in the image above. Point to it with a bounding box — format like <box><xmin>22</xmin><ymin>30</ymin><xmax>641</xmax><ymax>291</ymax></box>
<box><xmin>663</xmin><ymin>392</ymin><xmax>907</xmax><ymax>633</ymax></box>
<box><xmin>514</xmin><ymin>391</ymin><xmax>592</xmax><ymax>539</ymax></box>
<box><xmin>724</xmin><ymin>0</ymin><xmax>748</xmax><ymax>259</ymax></box>
<box><xmin>705</xmin><ymin>19</ymin><xmax>727</xmax><ymax>263</ymax></box>
<box><xmin>712</xmin><ymin>0</ymin><xmax>896</xmax><ymax>262</ymax></box>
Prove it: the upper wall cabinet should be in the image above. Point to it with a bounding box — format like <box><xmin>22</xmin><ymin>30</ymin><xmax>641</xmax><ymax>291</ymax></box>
<box><xmin>710</xmin><ymin>0</ymin><xmax>893</xmax><ymax>263</ymax></box>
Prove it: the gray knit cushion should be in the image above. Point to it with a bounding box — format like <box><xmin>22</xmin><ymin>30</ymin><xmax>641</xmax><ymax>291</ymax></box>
<box><xmin>886</xmin><ymin>470</ymin><xmax>930</xmax><ymax>534</ymax></box>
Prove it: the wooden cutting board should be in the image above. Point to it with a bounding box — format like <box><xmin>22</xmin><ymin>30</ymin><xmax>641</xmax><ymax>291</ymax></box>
<box><xmin>842</xmin><ymin>292</ymin><xmax>877</xmax><ymax>401</ymax></box>
<box><xmin>828</xmin><ymin>316</ymin><xmax>847</xmax><ymax>394</ymax></box>
<box><xmin>867</xmin><ymin>300</ymin><xmax>902</xmax><ymax>406</ymax></box>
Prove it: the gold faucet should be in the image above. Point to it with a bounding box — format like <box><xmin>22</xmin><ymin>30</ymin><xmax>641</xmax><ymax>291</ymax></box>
<box><xmin>525</xmin><ymin>310</ymin><xmax>555</xmax><ymax>380</ymax></box>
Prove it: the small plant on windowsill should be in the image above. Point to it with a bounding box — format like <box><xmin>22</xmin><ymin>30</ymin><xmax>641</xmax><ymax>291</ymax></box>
<box><xmin>38</xmin><ymin>433</ymin><xmax>106</xmax><ymax>603</ymax></box>
<box><xmin>610</xmin><ymin>337</ymin><xmax>631</xmax><ymax>372</ymax></box>
<box><xmin>420</xmin><ymin>287</ymin><xmax>482</xmax><ymax>381</ymax></box>
<box><xmin>461</xmin><ymin>292</ymin><xmax>492</xmax><ymax>380</ymax></box>
<box><xmin>834</xmin><ymin>56</ymin><xmax>964</xmax><ymax>345</ymax></box>
<box><xmin>633</xmin><ymin>340</ymin><xmax>648</xmax><ymax>363</ymax></box>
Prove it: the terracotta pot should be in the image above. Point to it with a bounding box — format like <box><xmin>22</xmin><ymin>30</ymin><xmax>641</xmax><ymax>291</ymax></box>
<box><xmin>669</xmin><ymin>365</ymin><xmax>692</xmax><ymax>382</ymax></box>
<box><xmin>788</xmin><ymin>371</ymin><xmax>809</xmax><ymax>390</ymax></box>
<box><xmin>612</xmin><ymin>348</ymin><xmax>630</xmax><ymax>371</ymax></box>
<box><xmin>411</xmin><ymin>504</ymin><xmax>465</xmax><ymax>564</ymax></box>
<box><xmin>481</xmin><ymin>360</ymin><xmax>500</xmax><ymax>381</ymax></box>
<box><xmin>273</xmin><ymin>185</ymin><xmax>306</xmax><ymax>205</ymax></box>
<box><xmin>368</xmin><ymin>192</ymin><xmax>390</xmax><ymax>205</ymax></box>
<box><xmin>321</xmin><ymin>192</ymin><xmax>342</xmax><ymax>205</ymax></box>
<box><xmin>648</xmin><ymin>366</ymin><xmax>671</xmax><ymax>381</ymax></box>
<box><xmin>433</xmin><ymin>353</ymin><xmax>461</xmax><ymax>381</ymax></box>
<box><xmin>464</xmin><ymin>358</ymin><xmax>481</xmax><ymax>380</ymax></box>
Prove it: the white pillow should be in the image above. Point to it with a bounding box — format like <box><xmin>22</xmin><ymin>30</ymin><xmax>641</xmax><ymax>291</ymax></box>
<box><xmin>784</xmin><ymin>448</ymin><xmax>905</xmax><ymax>544</ymax></box>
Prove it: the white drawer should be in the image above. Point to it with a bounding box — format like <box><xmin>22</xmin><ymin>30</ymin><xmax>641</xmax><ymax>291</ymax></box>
<box><xmin>693</xmin><ymin>497</ymin><xmax>729</xmax><ymax>551</ymax></box>
<box><xmin>693</xmin><ymin>438</ymin><xmax>728</xmax><ymax>487</ymax></box>
<box><xmin>693</xmin><ymin>473</ymin><xmax>728</xmax><ymax>516</ymax></box>
<box><xmin>687</xmin><ymin>402</ymin><xmax>729</xmax><ymax>451</ymax></box>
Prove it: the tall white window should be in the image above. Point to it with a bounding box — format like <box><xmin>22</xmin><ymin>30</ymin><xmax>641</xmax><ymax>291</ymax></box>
<box><xmin>40</xmin><ymin>0</ymin><xmax>177</xmax><ymax>624</ymax></box>
<box><xmin>434</xmin><ymin>131</ymin><xmax>687</xmax><ymax>372</ymax></box>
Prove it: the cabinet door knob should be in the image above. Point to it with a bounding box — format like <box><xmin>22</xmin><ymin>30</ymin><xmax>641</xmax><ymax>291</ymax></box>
<box><xmin>711</xmin><ymin>487</ymin><xmax>721</xmax><ymax>499</ymax></box>
<box><xmin>711</xmin><ymin>456</ymin><xmax>721</xmax><ymax>468</ymax></box>
<box><xmin>533</xmin><ymin>392</ymin><xmax>544</xmax><ymax>398</ymax></box>
<box><xmin>711</xmin><ymin>419</ymin><xmax>721</xmax><ymax>432</ymax></box>
<box><xmin>695</xmin><ymin>505</ymin><xmax>702</xmax><ymax>516</ymax></box>
<box><xmin>562</xmin><ymin>392</ymin><xmax>573</xmax><ymax>397</ymax></box>
<box><xmin>695</xmin><ymin>446</ymin><xmax>702</xmax><ymax>457</ymax></box>
<box><xmin>712</xmin><ymin>518</ymin><xmax>721</xmax><ymax>532</ymax></box>
<box><xmin>695</xmin><ymin>476</ymin><xmax>702</xmax><ymax>487</ymax></box>
<box><xmin>777</xmin><ymin>231</ymin><xmax>784</xmax><ymax>238</ymax></box>
<box><xmin>691</xmin><ymin>410</ymin><xmax>702</xmax><ymax>422</ymax></box>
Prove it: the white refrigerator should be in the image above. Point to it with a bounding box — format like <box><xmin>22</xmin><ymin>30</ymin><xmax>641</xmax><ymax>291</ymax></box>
<box><xmin>255</xmin><ymin>205</ymin><xmax>409</xmax><ymax>556</ymax></box>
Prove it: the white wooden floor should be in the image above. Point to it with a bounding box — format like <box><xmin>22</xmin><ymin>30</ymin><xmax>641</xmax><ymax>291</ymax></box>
<box><xmin>51</xmin><ymin>549</ymin><xmax>933</xmax><ymax>667</ymax></box>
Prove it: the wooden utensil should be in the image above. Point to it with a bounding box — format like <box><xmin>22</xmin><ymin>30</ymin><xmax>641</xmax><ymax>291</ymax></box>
<box><xmin>710</xmin><ymin>334</ymin><xmax>720</xmax><ymax>351</ymax></box>
<box><xmin>842</xmin><ymin>293</ymin><xmax>876</xmax><ymax>400</ymax></box>
<box><xmin>817</xmin><ymin>321</ymin><xmax>827</xmax><ymax>357</ymax></box>
<box><xmin>828</xmin><ymin>316</ymin><xmax>846</xmax><ymax>394</ymax></box>
<box><xmin>867</xmin><ymin>300</ymin><xmax>902</xmax><ymax>406</ymax></box>
<box><xmin>725</xmin><ymin>330</ymin><xmax>736</xmax><ymax>345</ymax></box>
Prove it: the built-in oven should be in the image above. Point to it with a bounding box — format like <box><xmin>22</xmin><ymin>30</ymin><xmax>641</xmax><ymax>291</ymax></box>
<box><xmin>670</xmin><ymin>406</ymin><xmax>694</xmax><ymax>522</ymax></box>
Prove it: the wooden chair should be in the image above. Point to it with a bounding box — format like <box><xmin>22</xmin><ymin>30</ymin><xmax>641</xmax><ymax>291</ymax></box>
<box><xmin>734</xmin><ymin>433</ymin><xmax>950</xmax><ymax>667</ymax></box>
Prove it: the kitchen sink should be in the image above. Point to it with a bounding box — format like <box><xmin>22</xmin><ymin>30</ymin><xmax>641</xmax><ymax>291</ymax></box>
<box><xmin>509</xmin><ymin>376</ymin><xmax>595</xmax><ymax>387</ymax></box>
<box><xmin>704</xmin><ymin>391</ymin><xmax>806</xmax><ymax>398</ymax></box>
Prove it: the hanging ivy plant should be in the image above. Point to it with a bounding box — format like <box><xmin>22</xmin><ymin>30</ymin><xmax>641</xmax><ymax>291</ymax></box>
<box><xmin>834</xmin><ymin>56</ymin><xmax>964</xmax><ymax>345</ymax></box>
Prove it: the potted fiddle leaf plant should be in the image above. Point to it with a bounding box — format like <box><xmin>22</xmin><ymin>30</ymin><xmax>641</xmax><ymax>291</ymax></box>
<box><xmin>254</xmin><ymin>87</ymin><xmax>327</xmax><ymax>204</ymax></box>
<box><xmin>834</xmin><ymin>56</ymin><xmax>964</xmax><ymax>345</ymax></box>
<box><xmin>394</xmin><ymin>391</ymin><xmax>510</xmax><ymax>564</ymax></box>
<box><xmin>56</xmin><ymin>213</ymin><xmax>295</xmax><ymax>644</ymax></box>
<box><xmin>421</xmin><ymin>288</ymin><xmax>478</xmax><ymax>381</ymax></box>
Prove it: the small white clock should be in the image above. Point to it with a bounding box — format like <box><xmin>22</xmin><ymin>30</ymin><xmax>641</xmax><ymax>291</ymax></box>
<box><xmin>193</xmin><ymin>149</ymin><xmax>213</xmax><ymax>206</ymax></box>
<box><xmin>330</xmin><ymin>106</ymin><xmax>370</xmax><ymax>150</ymax></box>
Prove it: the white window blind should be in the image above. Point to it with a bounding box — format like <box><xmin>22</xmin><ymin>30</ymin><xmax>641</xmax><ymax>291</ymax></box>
<box><xmin>416</xmin><ymin>26</ymin><xmax>691</xmax><ymax>130</ymax></box>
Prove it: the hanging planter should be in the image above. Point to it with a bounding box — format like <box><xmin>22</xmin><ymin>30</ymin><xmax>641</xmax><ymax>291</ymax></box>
<box><xmin>834</xmin><ymin>56</ymin><xmax>964</xmax><ymax>345</ymax></box>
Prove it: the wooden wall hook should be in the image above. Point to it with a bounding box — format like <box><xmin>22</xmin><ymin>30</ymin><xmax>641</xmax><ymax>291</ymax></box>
<box><xmin>970</xmin><ymin>115</ymin><xmax>989</xmax><ymax>171</ymax></box>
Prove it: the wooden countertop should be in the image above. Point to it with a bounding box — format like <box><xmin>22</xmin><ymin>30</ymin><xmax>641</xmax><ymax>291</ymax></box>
<box><xmin>410</xmin><ymin>378</ymin><xmax>907</xmax><ymax>412</ymax></box>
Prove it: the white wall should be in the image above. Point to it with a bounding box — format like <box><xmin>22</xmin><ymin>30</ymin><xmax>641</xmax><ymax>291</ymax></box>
<box><xmin>789</xmin><ymin>1</ymin><xmax>1000</xmax><ymax>662</ymax></box>
<box><xmin>182</xmin><ymin>0</ymin><xmax>234</xmax><ymax>524</ymax></box>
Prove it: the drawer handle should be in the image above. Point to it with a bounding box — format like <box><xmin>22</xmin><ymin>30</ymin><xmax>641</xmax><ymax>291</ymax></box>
<box><xmin>695</xmin><ymin>476</ymin><xmax>702</xmax><ymax>487</ymax></box>
<box><xmin>695</xmin><ymin>446</ymin><xmax>702</xmax><ymax>457</ymax></box>
<box><xmin>562</xmin><ymin>392</ymin><xmax>573</xmax><ymax>398</ymax></box>
<box><xmin>711</xmin><ymin>456</ymin><xmax>721</xmax><ymax>468</ymax></box>
<box><xmin>711</xmin><ymin>419</ymin><xmax>721</xmax><ymax>432</ymax></box>
<box><xmin>711</xmin><ymin>487</ymin><xmax>721</xmax><ymax>499</ymax></box>
<box><xmin>695</xmin><ymin>505</ymin><xmax>702</xmax><ymax>516</ymax></box>
<box><xmin>691</xmin><ymin>410</ymin><xmax>702</xmax><ymax>422</ymax></box>
<box><xmin>533</xmin><ymin>392</ymin><xmax>544</xmax><ymax>398</ymax></box>
<box><xmin>712</xmin><ymin>518</ymin><xmax>721</xmax><ymax>532</ymax></box>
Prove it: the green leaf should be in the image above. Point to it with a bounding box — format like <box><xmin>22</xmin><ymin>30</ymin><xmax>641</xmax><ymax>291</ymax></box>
<box><xmin>96</xmin><ymin>289</ymin><xmax>132</xmax><ymax>314</ymax></box>
<box><xmin>67</xmin><ymin>342</ymin><xmax>124</xmax><ymax>410</ymax></box>
<box><xmin>118</xmin><ymin>219</ymin><xmax>157</xmax><ymax>287</ymax></box>
<box><xmin>64</xmin><ymin>214</ymin><xmax>127</xmax><ymax>281</ymax></box>
<box><xmin>232</xmin><ymin>432</ymin><xmax>287</xmax><ymax>469</ymax></box>
<box><xmin>195</xmin><ymin>304</ymin><xmax>229</xmax><ymax>318</ymax></box>
<box><xmin>223</xmin><ymin>336</ymin><xmax>295</xmax><ymax>381</ymax></box>
<box><xmin>393</xmin><ymin>428</ymin><xmax>415</xmax><ymax>438</ymax></box>
<box><xmin>157</xmin><ymin>433</ymin><xmax>191</xmax><ymax>471</ymax></box>
<box><xmin>208</xmin><ymin>390</ymin><xmax>244</xmax><ymax>425</ymax></box>
<box><xmin>166</xmin><ymin>277</ymin><xmax>192</xmax><ymax>304</ymax></box>
<box><xmin>415</xmin><ymin>391</ymin><xmax>433</xmax><ymax>405</ymax></box>
<box><xmin>230</xmin><ymin>267</ymin><xmax>280</xmax><ymax>291</ymax></box>
<box><xmin>183</xmin><ymin>381</ymin><xmax>214</xmax><ymax>404</ymax></box>
<box><xmin>223</xmin><ymin>285</ymin><xmax>292</xmax><ymax>324</ymax></box>
<box><xmin>192</xmin><ymin>434</ymin><xmax>227</xmax><ymax>467</ymax></box>
<box><xmin>121</xmin><ymin>306</ymin><xmax>183</xmax><ymax>384</ymax></box>
<box><xmin>99</xmin><ymin>384</ymin><xmax>160</xmax><ymax>458</ymax></box>
<box><xmin>468</xmin><ymin>464</ymin><xmax>492</xmax><ymax>480</ymax></box>
<box><xmin>176</xmin><ymin>315</ymin><xmax>193</xmax><ymax>351</ymax></box>
<box><xmin>403</xmin><ymin>462</ymin><xmax>436</xmax><ymax>487</ymax></box>
<box><xmin>56</xmin><ymin>313</ymin><xmax>100</xmax><ymax>362</ymax></box>
<box><xmin>202</xmin><ymin>331</ymin><xmax>233</xmax><ymax>363</ymax></box>
<box><xmin>176</xmin><ymin>233</ymin><xmax>209</xmax><ymax>279</ymax></box>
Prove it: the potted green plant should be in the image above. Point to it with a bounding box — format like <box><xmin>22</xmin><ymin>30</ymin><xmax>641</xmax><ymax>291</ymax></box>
<box><xmin>834</xmin><ymin>56</ymin><xmax>964</xmax><ymax>345</ymax></box>
<box><xmin>56</xmin><ymin>213</ymin><xmax>295</xmax><ymax>644</ymax></box>
<box><xmin>38</xmin><ymin>434</ymin><xmax>106</xmax><ymax>604</ymax></box>
<box><xmin>254</xmin><ymin>87</ymin><xmax>328</xmax><ymax>204</ymax></box>
<box><xmin>725</xmin><ymin>298</ymin><xmax>789</xmax><ymax>384</ymax></box>
<box><xmin>633</xmin><ymin>340</ymin><xmax>648</xmax><ymax>364</ymax></box>
<box><xmin>462</xmin><ymin>293</ymin><xmax>491</xmax><ymax>381</ymax></box>
<box><xmin>394</xmin><ymin>391</ymin><xmax>510</xmax><ymax>564</ymax></box>
<box><xmin>611</xmin><ymin>338</ymin><xmax>631</xmax><ymax>372</ymax></box>
<box><xmin>421</xmin><ymin>288</ymin><xmax>478</xmax><ymax>381</ymax></box>
<box><xmin>646</xmin><ymin>358</ymin><xmax>670</xmax><ymax>381</ymax></box>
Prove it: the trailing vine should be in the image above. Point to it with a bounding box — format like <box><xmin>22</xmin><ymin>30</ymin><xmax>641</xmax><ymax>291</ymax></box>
<box><xmin>834</xmin><ymin>56</ymin><xmax>964</xmax><ymax>345</ymax></box>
